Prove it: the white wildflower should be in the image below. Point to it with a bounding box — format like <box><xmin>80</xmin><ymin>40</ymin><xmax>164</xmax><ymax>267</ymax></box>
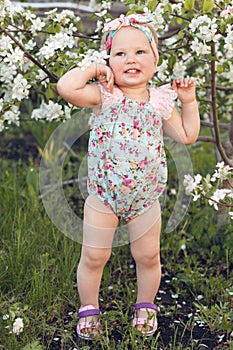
<box><xmin>12</xmin><ymin>317</ymin><xmax>24</xmax><ymax>335</ymax></box>
<box><xmin>2</xmin><ymin>314</ymin><xmax>9</xmax><ymax>320</ymax></box>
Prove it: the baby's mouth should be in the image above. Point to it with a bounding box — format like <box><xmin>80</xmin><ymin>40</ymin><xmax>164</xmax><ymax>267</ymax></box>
<box><xmin>125</xmin><ymin>69</ymin><xmax>140</xmax><ymax>73</ymax></box>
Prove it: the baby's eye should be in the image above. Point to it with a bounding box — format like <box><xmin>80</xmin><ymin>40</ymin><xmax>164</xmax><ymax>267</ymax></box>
<box><xmin>137</xmin><ymin>50</ymin><xmax>145</xmax><ymax>54</ymax></box>
<box><xmin>116</xmin><ymin>51</ymin><xmax>124</xmax><ymax>56</ymax></box>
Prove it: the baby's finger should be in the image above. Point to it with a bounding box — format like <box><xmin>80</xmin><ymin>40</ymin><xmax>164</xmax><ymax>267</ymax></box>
<box><xmin>174</xmin><ymin>78</ymin><xmax>195</xmax><ymax>87</ymax></box>
<box><xmin>106</xmin><ymin>71</ymin><xmax>114</xmax><ymax>93</ymax></box>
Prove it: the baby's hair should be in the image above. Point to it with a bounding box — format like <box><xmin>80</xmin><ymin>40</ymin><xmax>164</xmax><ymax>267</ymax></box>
<box><xmin>100</xmin><ymin>19</ymin><xmax>159</xmax><ymax>52</ymax></box>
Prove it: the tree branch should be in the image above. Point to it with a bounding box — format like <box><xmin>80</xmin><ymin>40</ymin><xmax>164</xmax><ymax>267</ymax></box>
<box><xmin>198</xmin><ymin>136</ymin><xmax>216</xmax><ymax>143</ymax></box>
<box><xmin>201</xmin><ymin>120</ymin><xmax>229</xmax><ymax>130</ymax></box>
<box><xmin>0</xmin><ymin>24</ymin><xmax>58</xmax><ymax>83</ymax></box>
<box><xmin>210</xmin><ymin>43</ymin><xmax>233</xmax><ymax>166</ymax></box>
<box><xmin>201</xmin><ymin>193</ymin><xmax>233</xmax><ymax>208</ymax></box>
<box><xmin>229</xmin><ymin>111</ymin><xmax>233</xmax><ymax>147</ymax></box>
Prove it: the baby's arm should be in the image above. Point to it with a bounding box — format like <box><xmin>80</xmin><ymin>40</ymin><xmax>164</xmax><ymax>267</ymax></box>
<box><xmin>57</xmin><ymin>63</ymin><xmax>114</xmax><ymax>108</ymax></box>
<box><xmin>163</xmin><ymin>78</ymin><xmax>200</xmax><ymax>145</ymax></box>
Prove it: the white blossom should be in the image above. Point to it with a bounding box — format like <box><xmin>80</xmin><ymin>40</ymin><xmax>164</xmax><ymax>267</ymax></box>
<box><xmin>11</xmin><ymin>74</ymin><xmax>31</xmax><ymax>101</ymax></box>
<box><xmin>30</xmin><ymin>18</ymin><xmax>46</xmax><ymax>34</ymax></box>
<box><xmin>0</xmin><ymin>98</ymin><xmax>3</xmax><ymax>112</ymax></box>
<box><xmin>208</xmin><ymin>189</ymin><xmax>232</xmax><ymax>210</ymax></box>
<box><xmin>0</xmin><ymin>0</ymin><xmax>22</xmax><ymax>18</ymax></box>
<box><xmin>220</xmin><ymin>6</ymin><xmax>233</xmax><ymax>18</ymax></box>
<box><xmin>0</xmin><ymin>120</ymin><xmax>4</xmax><ymax>132</ymax></box>
<box><xmin>24</xmin><ymin>39</ymin><xmax>37</xmax><ymax>51</ymax></box>
<box><xmin>211</xmin><ymin>162</ymin><xmax>233</xmax><ymax>182</ymax></box>
<box><xmin>35</xmin><ymin>70</ymin><xmax>49</xmax><ymax>87</ymax></box>
<box><xmin>77</xmin><ymin>49</ymin><xmax>109</xmax><ymax>71</ymax></box>
<box><xmin>3</xmin><ymin>106</ymin><xmax>20</xmax><ymax>126</ymax></box>
<box><xmin>225</xmin><ymin>24</ymin><xmax>233</xmax><ymax>57</ymax></box>
<box><xmin>172</xmin><ymin>61</ymin><xmax>187</xmax><ymax>79</ymax></box>
<box><xmin>190</xmin><ymin>37</ymin><xmax>210</xmax><ymax>56</ymax></box>
<box><xmin>12</xmin><ymin>317</ymin><xmax>24</xmax><ymax>335</ymax></box>
<box><xmin>3</xmin><ymin>47</ymin><xmax>24</xmax><ymax>68</ymax></box>
<box><xmin>31</xmin><ymin>101</ymin><xmax>67</xmax><ymax>121</ymax></box>
<box><xmin>0</xmin><ymin>35</ymin><xmax>13</xmax><ymax>53</ymax></box>
<box><xmin>156</xmin><ymin>59</ymin><xmax>169</xmax><ymax>80</ymax></box>
<box><xmin>152</xmin><ymin>5</ymin><xmax>167</xmax><ymax>32</ymax></box>
<box><xmin>23</xmin><ymin>9</ymin><xmax>36</xmax><ymax>21</ymax></box>
<box><xmin>183</xmin><ymin>174</ymin><xmax>202</xmax><ymax>193</ymax></box>
<box><xmin>38</xmin><ymin>32</ymin><xmax>75</xmax><ymax>59</ymax></box>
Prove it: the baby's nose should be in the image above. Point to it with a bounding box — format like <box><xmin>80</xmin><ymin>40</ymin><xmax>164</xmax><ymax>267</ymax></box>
<box><xmin>126</xmin><ymin>53</ymin><xmax>136</xmax><ymax>63</ymax></box>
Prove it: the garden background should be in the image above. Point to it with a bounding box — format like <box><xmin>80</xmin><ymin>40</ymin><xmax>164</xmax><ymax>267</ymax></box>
<box><xmin>0</xmin><ymin>0</ymin><xmax>233</xmax><ymax>349</ymax></box>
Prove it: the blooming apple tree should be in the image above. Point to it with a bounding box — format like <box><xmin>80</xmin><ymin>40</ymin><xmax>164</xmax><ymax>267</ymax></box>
<box><xmin>0</xmin><ymin>0</ymin><xmax>233</xmax><ymax>216</ymax></box>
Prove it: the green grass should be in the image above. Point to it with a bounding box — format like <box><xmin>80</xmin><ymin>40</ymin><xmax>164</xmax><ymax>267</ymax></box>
<box><xmin>0</xmin><ymin>130</ymin><xmax>232</xmax><ymax>350</ymax></box>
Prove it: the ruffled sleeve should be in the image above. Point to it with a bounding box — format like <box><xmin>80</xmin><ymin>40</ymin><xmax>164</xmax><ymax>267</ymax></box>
<box><xmin>149</xmin><ymin>84</ymin><xmax>177</xmax><ymax>120</ymax></box>
<box><xmin>98</xmin><ymin>83</ymin><xmax>123</xmax><ymax>111</ymax></box>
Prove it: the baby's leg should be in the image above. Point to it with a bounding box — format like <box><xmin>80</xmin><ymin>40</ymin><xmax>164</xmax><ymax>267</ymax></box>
<box><xmin>77</xmin><ymin>195</ymin><xmax>119</xmax><ymax>309</ymax></box>
<box><xmin>128</xmin><ymin>201</ymin><xmax>161</xmax><ymax>304</ymax></box>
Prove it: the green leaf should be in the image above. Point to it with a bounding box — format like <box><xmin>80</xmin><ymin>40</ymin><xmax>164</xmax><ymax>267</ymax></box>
<box><xmin>168</xmin><ymin>54</ymin><xmax>178</xmax><ymax>69</ymax></box>
<box><xmin>178</xmin><ymin>30</ymin><xmax>184</xmax><ymax>39</ymax></box>
<box><xmin>148</xmin><ymin>0</ymin><xmax>158</xmax><ymax>13</ymax></box>
<box><xmin>184</xmin><ymin>0</ymin><xmax>195</xmax><ymax>10</ymax></box>
<box><xmin>216</xmin><ymin>64</ymin><xmax>224</xmax><ymax>74</ymax></box>
<box><xmin>22</xmin><ymin>341</ymin><xmax>44</xmax><ymax>350</ymax></box>
<box><xmin>164</xmin><ymin>3</ymin><xmax>172</xmax><ymax>15</ymax></box>
<box><xmin>203</xmin><ymin>0</ymin><xmax>214</xmax><ymax>13</ymax></box>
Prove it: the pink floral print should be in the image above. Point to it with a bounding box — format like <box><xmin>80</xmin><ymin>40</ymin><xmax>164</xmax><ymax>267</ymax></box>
<box><xmin>87</xmin><ymin>84</ymin><xmax>177</xmax><ymax>222</ymax></box>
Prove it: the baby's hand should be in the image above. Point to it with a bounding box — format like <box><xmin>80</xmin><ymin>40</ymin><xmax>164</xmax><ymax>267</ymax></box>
<box><xmin>96</xmin><ymin>63</ymin><xmax>114</xmax><ymax>93</ymax></box>
<box><xmin>172</xmin><ymin>78</ymin><xmax>196</xmax><ymax>104</ymax></box>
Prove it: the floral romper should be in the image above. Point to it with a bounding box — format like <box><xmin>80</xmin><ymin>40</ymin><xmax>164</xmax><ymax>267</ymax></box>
<box><xmin>87</xmin><ymin>83</ymin><xmax>177</xmax><ymax>222</ymax></box>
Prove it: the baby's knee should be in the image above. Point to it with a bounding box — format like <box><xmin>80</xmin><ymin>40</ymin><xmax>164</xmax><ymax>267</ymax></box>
<box><xmin>82</xmin><ymin>246</ymin><xmax>112</xmax><ymax>269</ymax></box>
<box><xmin>131</xmin><ymin>246</ymin><xmax>160</xmax><ymax>267</ymax></box>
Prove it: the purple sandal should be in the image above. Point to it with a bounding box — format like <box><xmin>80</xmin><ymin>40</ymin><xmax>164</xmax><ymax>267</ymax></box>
<box><xmin>132</xmin><ymin>302</ymin><xmax>160</xmax><ymax>336</ymax></box>
<box><xmin>76</xmin><ymin>304</ymin><xmax>101</xmax><ymax>340</ymax></box>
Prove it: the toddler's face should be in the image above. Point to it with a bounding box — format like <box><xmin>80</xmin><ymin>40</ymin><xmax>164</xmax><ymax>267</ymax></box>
<box><xmin>108</xmin><ymin>27</ymin><xmax>157</xmax><ymax>90</ymax></box>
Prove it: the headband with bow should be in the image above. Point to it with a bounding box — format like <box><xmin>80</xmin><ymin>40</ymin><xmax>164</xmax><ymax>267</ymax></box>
<box><xmin>103</xmin><ymin>14</ymin><xmax>159</xmax><ymax>62</ymax></box>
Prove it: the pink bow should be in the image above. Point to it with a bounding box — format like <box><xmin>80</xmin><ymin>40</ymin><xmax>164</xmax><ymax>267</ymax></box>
<box><xmin>103</xmin><ymin>13</ymin><xmax>154</xmax><ymax>32</ymax></box>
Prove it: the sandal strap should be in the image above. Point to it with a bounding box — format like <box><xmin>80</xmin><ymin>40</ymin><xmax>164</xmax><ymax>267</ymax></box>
<box><xmin>132</xmin><ymin>317</ymin><xmax>157</xmax><ymax>328</ymax></box>
<box><xmin>77</xmin><ymin>319</ymin><xmax>101</xmax><ymax>331</ymax></box>
<box><xmin>78</xmin><ymin>304</ymin><xmax>101</xmax><ymax>318</ymax></box>
<box><xmin>134</xmin><ymin>302</ymin><xmax>160</xmax><ymax>313</ymax></box>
